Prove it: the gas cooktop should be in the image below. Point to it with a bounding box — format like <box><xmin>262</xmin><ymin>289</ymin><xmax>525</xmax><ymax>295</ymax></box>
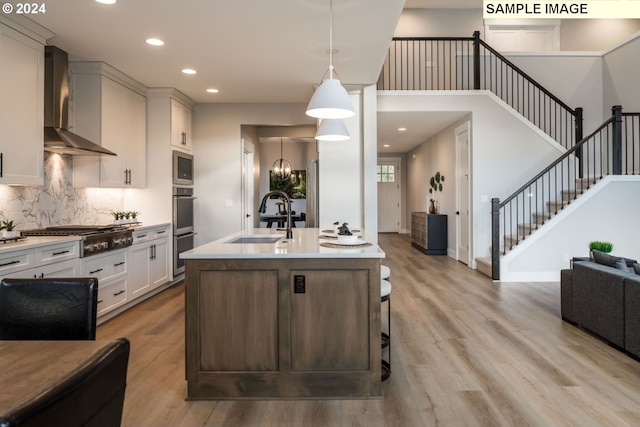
<box><xmin>21</xmin><ymin>225</ymin><xmax>126</xmax><ymax>236</ymax></box>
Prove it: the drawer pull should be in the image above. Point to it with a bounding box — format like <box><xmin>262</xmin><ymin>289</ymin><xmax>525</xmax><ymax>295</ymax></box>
<box><xmin>52</xmin><ymin>250</ymin><xmax>70</xmax><ymax>256</ymax></box>
<box><xmin>0</xmin><ymin>260</ymin><xmax>20</xmax><ymax>268</ymax></box>
<box><xmin>136</xmin><ymin>234</ymin><xmax>147</xmax><ymax>239</ymax></box>
<box><xmin>113</xmin><ymin>290</ymin><xmax>125</xmax><ymax>296</ymax></box>
<box><xmin>114</xmin><ymin>261</ymin><xmax>126</xmax><ymax>267</ymax></box>
<box><xmin>89</xmin><ymin>268</ymin><xmax>103</xmax><ymax>274</ymax></box>
<box><xmin>97</xmin><ymin>299</ymin><xmax>104</xmax><ymax>304</ymax></box>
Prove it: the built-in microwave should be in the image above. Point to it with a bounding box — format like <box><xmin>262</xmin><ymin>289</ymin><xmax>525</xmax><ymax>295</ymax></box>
<box><xmin>172</xmin><ymin>150</ymin><xmax>194</xmax><ymax>186</ymax></box>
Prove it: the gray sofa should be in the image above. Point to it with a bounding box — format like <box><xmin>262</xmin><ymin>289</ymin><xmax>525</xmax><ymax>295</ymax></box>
<box><xmin>561</xmin><ymin>257</ymin><xmax>640</xmax><ymax>358</ymax></box>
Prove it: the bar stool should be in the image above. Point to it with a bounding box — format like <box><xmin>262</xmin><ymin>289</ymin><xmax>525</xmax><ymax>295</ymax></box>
<box><xmin>381</xmin><ymin>264</ymin><xmax>390</xmax><ymax>280</ymax></box>
<box><xmin>381</xmin><ymin>278</ymin><xmax>392</xmax><ymax>381</ymax></box>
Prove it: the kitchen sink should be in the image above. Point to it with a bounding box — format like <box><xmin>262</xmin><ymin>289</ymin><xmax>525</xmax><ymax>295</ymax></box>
<box><xmin>226</xmin><ymin>235</ymin><xmax>283</xmax><ymax>244</ymax></box>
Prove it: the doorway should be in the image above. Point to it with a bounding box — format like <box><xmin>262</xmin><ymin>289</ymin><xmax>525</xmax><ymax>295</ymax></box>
<box><xmin>241</xmin><ymin>139</ymin><xmax>255</xmax><ymax>231</ymax></box>
<box><xmin>377</xmin><ymin>157</ymin><xmax>401</xmax><ymax>233</ymax></box>
<box><xmin>455</xmin><ymin>122</ymin><xmax>471</xmax><ymax>265</ymax></box>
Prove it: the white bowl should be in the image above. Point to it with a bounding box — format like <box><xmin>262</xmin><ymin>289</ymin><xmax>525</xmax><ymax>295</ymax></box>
<box><xmin>337</xmin><ymin>234</ymin><xmax>358</xmax><ymax>244</ymax></box>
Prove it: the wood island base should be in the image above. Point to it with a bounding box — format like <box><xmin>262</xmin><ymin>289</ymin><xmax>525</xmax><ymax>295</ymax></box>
<box><xmin>185</xmin><ymin>256</ymin><xmax>382</xmax><ymax>399</ymax></box>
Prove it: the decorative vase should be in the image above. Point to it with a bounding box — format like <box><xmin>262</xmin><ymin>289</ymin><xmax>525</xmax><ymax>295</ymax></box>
<box><xmin>428</xmin><ymin>200</ymin><xmax>436</xmax><ymax>214</ymax></box>
<box><xmin>3</xmin><ymin>230</ymin><xmax>16</xmax><ymax>239</ymax></box>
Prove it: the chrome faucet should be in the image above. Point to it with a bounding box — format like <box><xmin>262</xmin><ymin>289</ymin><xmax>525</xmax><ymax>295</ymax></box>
<box><xmin>259</xmin><ymin>190</ymin><xmax>293</xmax><ymax>239</ymax></box>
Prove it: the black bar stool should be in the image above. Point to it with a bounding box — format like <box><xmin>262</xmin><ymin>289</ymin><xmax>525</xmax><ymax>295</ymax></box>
<box><xmin>381</xmin><ymin>276</ymin><xmax>391</xmax><ymax>381</ymax></box>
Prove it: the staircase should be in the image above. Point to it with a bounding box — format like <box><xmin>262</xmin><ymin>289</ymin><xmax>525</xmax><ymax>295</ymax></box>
<box><xmin>377</xmin><ymin>33</ymin><xmax>640</xmax><ymax>280</ymax></box>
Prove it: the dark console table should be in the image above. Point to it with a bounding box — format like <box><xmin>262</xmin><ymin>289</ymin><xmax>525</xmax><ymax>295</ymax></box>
<box><xmin>411</xmin><ymin>212</ymin><xmax>447</xmax><ymax>255</ymax></box>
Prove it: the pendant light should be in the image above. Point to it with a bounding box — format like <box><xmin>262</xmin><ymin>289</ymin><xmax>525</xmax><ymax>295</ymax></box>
<box><xmin>272</xmin><ymin>138</ymin><xmax>292</xmax><ymax>180</ymax></box>
<box><xmin>305</xmin><ymin>0</ymin><xmax>355</xmax><ymax>120</ymax></box>
<box><xmin>315</xmin><ymin>118</ymin><xmax>350</xmax><ymax>141</ymax></box>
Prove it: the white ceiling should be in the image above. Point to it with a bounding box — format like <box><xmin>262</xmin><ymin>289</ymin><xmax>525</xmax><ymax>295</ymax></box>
<box><xmin>24</xmin><ymin>0</ymin><xmax>481</xmax><ymax>153</ymax></box>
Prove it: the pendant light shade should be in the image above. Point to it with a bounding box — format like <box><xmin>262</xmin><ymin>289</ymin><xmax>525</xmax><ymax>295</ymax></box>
<box><xmin>315</xmin><ymin>118</ymin><xmax>350</xmax><ymax>141</ymax></box>
<box><xmin>305</xmin><ymin>0</ymin><xmax>355</xmax><ymax>120</ymax></box>
<box><xmin>306</xmin><ymin>78</ymin><xmax>355</xmax><ymax>119</ymax></box>
<box><xmin>272</xmin><ymin>138</ymin><xmax>292</xmax><ymax>180</ymax></box>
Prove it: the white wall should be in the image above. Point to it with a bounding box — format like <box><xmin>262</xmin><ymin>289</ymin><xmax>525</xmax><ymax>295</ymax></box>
<box><xmin>192</xmin><ymin>96</ymin><xmax>379</xmax><ymax>246</ymax></box>
<box><xmin>395</xmin><ymin>8</ymin><xmax>640</xmax><ymax>52</ymax></box>
<box><xmin>603</xmin><ymin>34</ymin><xmax>640</xmax><ymax>112</ymax></box>
<box><xmin>192</xmin><ymin>103</ymin><xmax>315</xmax><ymax>245</ymax></box>
<box><xmin>379</xmin><ymin>91</ymin><xmax>565</xmax><ymax>264</ymax></box>
<box><xmin>504</xmin><ymin>53</ymin><xmax>604</xmax><ymax>128</ymax></box>
<box><xmin>501</xmin><ymin>176</ymin><xmax>640</xmax><ymax>281</ymax></box>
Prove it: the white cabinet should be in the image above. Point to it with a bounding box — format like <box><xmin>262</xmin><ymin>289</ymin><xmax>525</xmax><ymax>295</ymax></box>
<box><xmin>0</xmin><ymin>22</ymin><xmax>44</xmax><ymax>186</ymax></box>
<box><xmin>70</xmin><ymin>62</ymin><xmax>147</xmax><ymax>188</ymax></box>
<box><xmin>1</xmin><ymin>240</ymin><xmax>80</xmax><ymax>279</ymax></box>
<box><xmin>129</xmin><ymin>225</ymin><xmax>169</xmax><ymax>299</ymax></box>
<box><xmin>4</xmin><ymin>259</ymin><xmax>79</xmax><ymax>279</ymax></box>
<box><xmin>171</xmin><ymin>98</ymin><xmax>192</xmax><ymax>151</ymax></box>
<box><xmin>81</xmin><ymin>248</ymin><xmax>128</xmax><ymax>316</ymax></box>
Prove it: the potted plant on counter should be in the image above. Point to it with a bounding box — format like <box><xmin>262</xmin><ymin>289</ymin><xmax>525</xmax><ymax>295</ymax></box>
<box><xmin>1</xmin><ymin>220</ymin><xmax>17</xmax><ymax>239</ymax></box>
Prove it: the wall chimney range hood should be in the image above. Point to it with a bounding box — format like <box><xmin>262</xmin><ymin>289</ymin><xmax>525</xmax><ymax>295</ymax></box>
<box><xmin>44</xmin><ymin>45</ymin><xmax>116</xmax><ymax>156</ymax></box>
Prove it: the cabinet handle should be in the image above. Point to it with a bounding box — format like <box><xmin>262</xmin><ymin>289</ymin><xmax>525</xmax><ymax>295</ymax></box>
<box><xmin>113</xmin><ymin>290</ymin><xmax>125</xmax><ymax>296</ymax></box>
<box><xmin>0</xmin><ymin>152</ymin><xmax>3</xmax><ymax>178</ymax></box>
<box><xmin>0</xmin><ymin>260</ymin><xmax>20</xmax><ymax>268</ymax></box>
<box><xmin>89</xmin><ymin>268</ymin><xmax>103</xmax><ymax>274</ymax></box>
<box><xmin>128</xmin><ymin>169</ymin><xmax>132</xmax><ymax>185</ymax></box>
<box><xmin>114</xmin><ymin>261</ymin><xmax>126</xmax><ymax>267</ymax></box>
<box><xmin>97</xmin><ymin>299</ymin><xmax>104</xmax><ymax>304</ymax></box>
<box><xmin>52</xmin><ymin>250</ymin><xmax>70</xmax><ymax>256</ymax></box>
<box><xmin>181</xmin><ymin>131</ymin><xmax>186</xmax><ymax>145</ymax></box>
<box><xmin>137</xmin><ymin>234</ymin><xmax>147</xmax><ymax>239</ymax></box>
<box><xmin>149</xmin><ymin>244</ymin><xmax>156</xmax><ymax>260</ymax></box>
<box><xmin>157</xmin><ymin>230</ymin><xmax>166</xmax><ymax>234</ymax></box>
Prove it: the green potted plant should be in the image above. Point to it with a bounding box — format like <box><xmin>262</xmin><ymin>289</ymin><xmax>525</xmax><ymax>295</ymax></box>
<box><xmin>129</xmin><ymin>211</ymin><xmax>140</xmax><ymax>224</ymax></box>
<box><xmin>428</xmin><ymin>172</ymin><xmax>445</xmax><ymax>214</ymax></box>
<box><xmin>589</xmin><ymin>240</ymin><xmax>614</xmax><ymax>259</ymax></box>
<box><xmin>1</xmin><ymin>219</ymin><xmax>16</xmax><ymax>239</ymax></box>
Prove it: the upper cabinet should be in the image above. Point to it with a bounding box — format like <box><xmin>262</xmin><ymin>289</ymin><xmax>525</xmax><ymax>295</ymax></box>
<box><xmin>70</xmin><ymin>62</ymin><xmax>147</xmax><ymax>188</ymax></box>
<box><xmin>0</xmin><ymin>22</ymin><xmax>44</xmax><ymax>186</ymax></box>
<box><xmin>171</xmin><ymin>98</ymin><xmax>192</xmax><ymax>152</ymax></box>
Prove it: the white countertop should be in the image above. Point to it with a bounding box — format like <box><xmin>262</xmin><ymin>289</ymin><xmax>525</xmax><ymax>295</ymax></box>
<box><xmin>0</xmin><ymin>235</ymin><xmax>81</xmax><ymax>254</ymax></box>
<box><xmin>181</xmin><ymin>228</ymin><xmax>386</xmax><ymax>259</ymax></box>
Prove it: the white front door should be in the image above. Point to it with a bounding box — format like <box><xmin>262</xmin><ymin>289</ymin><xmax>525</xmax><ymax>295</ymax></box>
<box><xmin>241</xmin><ymin>139</ymin><xmax>255</xmax><ymax>231</ymax></box>
<box><xmin>377</xmin><ymin>158</ymin><xmax>401</xmax><ymax>233</ymax></box>
<box><xmin>456</xmin><ymin>122</ymin><xmax>471</xmax><ymax>265</ymax></box>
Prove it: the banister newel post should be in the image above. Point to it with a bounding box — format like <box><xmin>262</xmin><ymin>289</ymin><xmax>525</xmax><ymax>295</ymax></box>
<box><xmin>473</xmin><ymin>31</ymin><xmax>481</xmax><ymax>90</ymax></box>
<box><xmin>491</xmin><ymin>198</ymin><xmax>500</xmax><ymax>281</ymax></box>
<box><xmin>575</xmin><ymin>107</ymin><xmax>584</xmax><ymax>178</ymax></box>
<box><xmin>612</xmin><ymin>105</ymin><xmax>623</xmax><ymax>175</ymax></box>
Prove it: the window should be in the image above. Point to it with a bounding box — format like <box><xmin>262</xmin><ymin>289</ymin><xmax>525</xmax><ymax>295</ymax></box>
<box><xmin>377</xmin><ymin>164</ymin><xmax>395</xmax><ymax>183</ymax></box>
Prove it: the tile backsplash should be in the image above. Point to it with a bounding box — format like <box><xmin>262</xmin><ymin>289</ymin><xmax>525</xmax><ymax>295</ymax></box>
<box><xmin>0</xmin><ymin>153</ymin><xmax>124</xmax><ymax>230</ymax></box>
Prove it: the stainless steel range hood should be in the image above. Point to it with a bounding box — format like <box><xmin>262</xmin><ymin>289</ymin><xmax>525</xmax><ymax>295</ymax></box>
<box><xmin>44</xmin><ymin>46</ymin><xmax>116</xmax><ymax>156</ymax></box>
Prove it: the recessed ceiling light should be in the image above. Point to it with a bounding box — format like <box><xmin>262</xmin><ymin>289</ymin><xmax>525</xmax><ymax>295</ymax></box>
<box><xmin>95</xmin><ymin>0</ymin><xmax>116</xmax><ymax>4</ymax></box>
<box><xmin>398</xmin><ymin>127</ymin><xmax>407</xmax><ymax>132</ymax></box>
<box><xmin>206</xmin><ymin>88</ymin><xmax>219</xmax><ymax>93</ymax></box>
<box><xmin>383</xmin><ymin>144</ymin><xmax>390</xmax><ymax>148</ymax></box>
<box><xmin>146</xmin><ymin>38</ymin><xmax>165</xmax><ymax>46</ymax></box>
<box><xmin>182</xmin><ymin>68</ymin><xmax>197</xmax><ymax>75</ymax></box>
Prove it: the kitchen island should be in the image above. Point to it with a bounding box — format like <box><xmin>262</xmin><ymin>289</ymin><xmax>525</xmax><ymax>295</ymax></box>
<box><xmin>181</xmin><ymin>228</ymin><xmax>385</xmax><ymax>399</ymax></box>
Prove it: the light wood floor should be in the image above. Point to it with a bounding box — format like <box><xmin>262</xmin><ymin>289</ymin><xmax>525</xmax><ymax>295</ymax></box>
<box><xmin>98</xmin><ymin>233</ymin><xmax>640</xmax><ymax>427</ymax></box>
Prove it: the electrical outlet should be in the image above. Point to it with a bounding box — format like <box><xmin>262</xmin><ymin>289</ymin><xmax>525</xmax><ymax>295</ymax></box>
<box><xmin>294</xmin><ymin>275</ymin><xmax>305</xmax><ymax>293</ymax></box>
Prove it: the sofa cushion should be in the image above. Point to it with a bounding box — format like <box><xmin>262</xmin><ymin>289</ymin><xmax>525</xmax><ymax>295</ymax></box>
<box><xmin>592</xmin><ymin>250</ymin><xmax>631</xmax><ymax>272</ymax></box>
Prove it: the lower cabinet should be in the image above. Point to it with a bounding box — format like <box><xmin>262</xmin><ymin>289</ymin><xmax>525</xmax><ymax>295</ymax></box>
<box><xmin>97</xmin><ymin>276</ymin><xmax>128</xmax><ymax>316</ymax></box>
<box><xmin>4</xmin><ymin>258</ymin><xmax>80</xmax><ymax>279</ymax></box>
<box><xmin>81</xmin><ymin>249</ymin><xmax>128</xmax><ymax>317</ymax></box>
<box><xmin>129</xmin><ymin>226</ymin><xmax>169</xmax><ymax>300</ymax></box>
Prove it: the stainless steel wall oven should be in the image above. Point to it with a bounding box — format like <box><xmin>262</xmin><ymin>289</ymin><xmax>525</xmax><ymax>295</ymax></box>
<box><xmin>173</xmin><ymin>186</ymin><xmax>195</xmax><ymax>276</ymax></box>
